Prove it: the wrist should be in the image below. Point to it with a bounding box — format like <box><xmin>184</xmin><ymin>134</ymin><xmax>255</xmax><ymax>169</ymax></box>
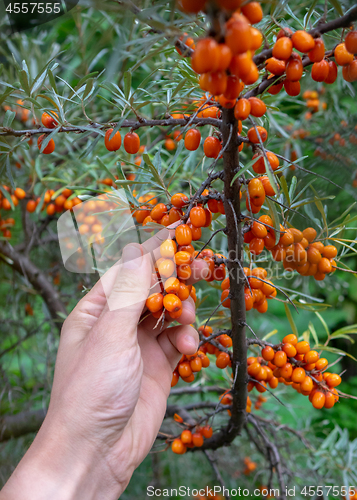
<box><xmin>0</xmin><ymin>411</ymin><xmax>130</xmax><ymax>500</ymax></box>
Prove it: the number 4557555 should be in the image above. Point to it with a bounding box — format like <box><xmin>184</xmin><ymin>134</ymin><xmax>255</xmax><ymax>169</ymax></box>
<box><xmin>6</xmin><ymin>3</ymin><xmax>61</xmax><ymax>13</ymax></box>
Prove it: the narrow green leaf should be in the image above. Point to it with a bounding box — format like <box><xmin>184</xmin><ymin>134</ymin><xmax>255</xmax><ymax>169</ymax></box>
<box><xmin>264</xmin><ymin>156</ymin><xmax>279</xmax><ymax>195</ymax></box>
<box><xmin>124</xmin><ymin>71</ymin><xmax>132</xmax><ymax>100</ymax></box>
<box><xmin>83</xmin><ymin>79</ymin><xmax>94</xmax><ymax>100</ymax></box>
<box><xmin>3</xmin><ymin>110</ymin><xmax>16</xmax><ymax>128</ymax></box>
<box><xmin>19</xmin><ymin>70</ymin><xmax>31</xmax><ymax>95</ymax></box>
<box><xmin>284</xmin><ymin>303</ymin><xmax>298</xmax><ymax>337</ymax></box>
<box><xmin>48</xmin><ymin>69</ymin><xmax>58</xmax><ymax>94</ymax></box>
<box><xmin>279</xmin><ymin>175</ymin><xmax>290</xmax><ymax>205</ymax></box>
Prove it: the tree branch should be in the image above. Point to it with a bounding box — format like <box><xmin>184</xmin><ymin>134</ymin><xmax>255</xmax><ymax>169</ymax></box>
<box><xmin>0</xmin><ymin>241</ymin><xmax>67</xmax><ymax>327</ymax></box>
<box><xmin>0</xmin><ymin>409</ymin><xmax>46</xmax><ymax>442</ymax></box>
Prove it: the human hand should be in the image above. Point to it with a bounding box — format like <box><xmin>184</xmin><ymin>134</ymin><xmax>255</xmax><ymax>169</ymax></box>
<box><xmin>1</xmin><ymin>239</ymin><xmax>209</xmax><ymax>500</ymax></box>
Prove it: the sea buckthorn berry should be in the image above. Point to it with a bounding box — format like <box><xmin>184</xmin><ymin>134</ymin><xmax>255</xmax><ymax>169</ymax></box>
<box><xmin>322</xmin><ymin>245</ymin><xmax>337</xmax><ymax>259</ymax></box>
<box><xmin>241</xmin><ymin>2</ymin><xmax>263</xmax><ymax>24</ymax></box>
<box><xmin>177</xmin><ymin>281</ymin><xmax>190</xmax><ymax>301</ymax></box>
<box><xmin>318</xmin><ymin>257</ymin><xmax>332</xmax><ymax>274</ymax></box>
<box><xmin>229</xmin><ymin>52</ymin><xmax>253</xmax><ymax>80</ymax></box>
<box><xmin>178</xmin><ymin>361</ymin><xmax>192</xmax><ymax>378</ymax></box>
<box><xmin>311</xmin><ymin>60</ymin><xmax>329</xmax><ymax>82</ymax></box>
<box><xmin>184</xmin><ymin>129</ymin><xmax>201</xmax><ymax>151</ymax></box>
<box><xmin>150</xmin><ymin>203</ymin><xmax>167</xmax><ymax>221</ymax></box>
<box><xmin>192</xmin><ymin>432</ymin><xmax>204</xmax><ymax>447</ymax></box>
<box><xmin>315</xmin><ymin>358</ymin><xmax>328</xmax><ymax>371</ymax></box>
<box><xmin>158</xmin><ymin>259</ymin><xmax>175</xmax><ymax>278</ymax></box>
<box><xmin>302</xmin><ymin>227</ymin><xmax>317</xmax><ymax>242</ymax></box>
<box><xmin>286</xmin><ymin>56</ymin><xmax>303</xmax><ymax>81</ymax></box>
<box><xmin>301</xmin><ymin>375</ymin><xmax>313</xmax><ymax>393</ymax></box>
<box><xmin>245</xmin><ymin>291</ymin><xmax>254</xmax><ymax>311</ymax></box>
<box><xmin>265</xmin><ymin>57</ymin><xmax>286</xmax><ymax>76</ymax></box>
<box><xmin>171</xmin><ymin>193</ymin><xmax>189</xmax><ymax>209</ymax></box>
<box><xmin>37</xmin><ymin>134</ymin><xmax>55</xmax><ymax>154</ymax></box>
<box><xmin>181</xmin><ymin>430</ymin><xmax>192</xmax><ymax>444</ymax></box>
<box><xmin>250</xmin><ymin>27</ymin><xmax>263</xmax><ymax>50</ymax></box>
<box><xmin>326</xmin><ymin>374</ymin><xmax>341</xmax><ymax>387</ymax></box>
<box><xmin>248</xmin><ymin>178</ymin><xmax>265</xmax><ymax>203</ymax></box>
<box><xmin>225</xmin><ymin>17</ymin><xmax>252</xmax><ymax>55</ymax></box>
<box><xmin>280</xmin><ymin>362</ymin><xmax>293</xmax><ymax>379</ymax></box>
<box><xmin>164</xmin><ymin>277</ymin><xmax>180</xmax><ymax>294</ymax></box>
<box><xmin>202</xmin><ymin>425</ymin><xmax>213</xmax><ymax>438</ymax></box>
<box><xmin>189</xmin><ymin>206</ymin><xmax>206</xmax><ymax>227</ymax></box>
<box><xmin>308</xmin><ymin>38</ymin><xmax>325</xmax><ymax>62</ymax></box>
<box><xmin>304</xmin><ymin>350</ymin><xmax>319</xmax><ymax>364</ymax></box>
<box><xmin>224</xmin><ymin>75</ymin><xmax>243</xmax><ymax>100</ymax></box>
<box><xmin>216</xmin><ymin>352</ymin><xmax>231</xmax><ymax>369</ymax></box>
<box><xmin>292</xmin><ymin>30</ymin><xmax>315</xmax><ymax>53</ymax></box>
<box><xmin>206</xmin><ymin>71</ymin><xmax>228</xmax><ymax>96</ymax></box>
<box><xmin>221</xmin><ymin>289</ymin><xmax>231</xmax><ymax>308</ymax></box>
<box><xmin>171</xmin><ymin>371</ymin><xmax>179</xmax><ymax>387</ymax></box>
<box><xmin>296</xmin><ymin>341</ymin><xmax>310</xmax><ymax>354</ymax></box>
<box><xmin>262</xmin><ymin>346</ymin><xmax>275</xmax><ymax>361</ymax></box>
<box><xmin>284</xmin><ymin>80</ymin><xmax>301</xmax><ymax>97</ymax></box>
<box><xmin>175</xmin><ymin>224</ymin><xmax>192</xmax><ymax>245</ymax></box>
<box><xmin>247</xmin><ymin>126</ymin><xmax>268</xmax><ymax>143</ymax></box>
<box><xmin>324</xmin><ymin>391</ymin><xmax>337</xmax><ymax>409</ymax></box>
<box><xmin>325</xmin><ymin>61</ymin><xmax>338</xmax><ymax>84</ymax></box>
<box><xmin>234</xmin><ymin>98</ymin><xmax>251</xmax><ymax>120</ymax></box>
<box><xmin>218</xmin><ymin>95</ymin><xmax>236</xmax><ymax>109</ymax></box>
<box><xmin>292</xmin><ymin>367</ymin><xmax>306</xmax><ymax>383</ymax></box>
<box><xmin>105</xmin><ymin>128</ymin><xmax>121</xmax><ymax>151</ymax></box>
<box><xmin>177</xmin><ymin>264</ymin><xmax>192</xmax><ymax>280</ymax></box>
<box><xmin>14</xmin><ymin>187</ymin><xmax>26</xmax><ymax>200</ymax></box>
<box><xmin>188</xmin><ymin>223</ymin><xmax>201</xmax><ymax>241</ymax></box>
<box><xmin>345</xmin><ymin>31</ymin><xmax>357</xmax><ymax>54</ymax></box>
<box><xmin>307</xmin><ymin>246</ymin><xmax>322</xmax><ymax>264</ymax></box>
<box><xmin>204</xmin><ymin>136</ymin><xmax>222</xmax><ymax>158</ymax></box>
<box><xmin>251</xmin><ymin>221</ymin><xmax>268</xmax><ymax>238</ymax></box>
<box><xmin>191</xmin><ymin>38</ymin><xmax>220</xmax><ymax>74</ymax></box>
<box><xmin>177</xmin><ymin>0</ymin><xmax>206</xmax><ymax>13</ymax></box>
<box><xmin>249</xmin><ymin>237</ymin><xmax>265</xmax><ymax>256</ymax></box>
<box><xmin>311</xmin><ymin>391</ymin><xmax>326</xmax><ymax>409</ymax></box>
<box><xmin>334</xmin><ymin>43</ymin><xmax>354</xmax><ymax>66</ymax></box>
<box><xmin>135</xmin><ymin>207</ymin><xmax>151</xmax><ymax>223</ymax></box>
<box><xmin>272</xmin><ymin>37</ymin><xmax>293</xmax><ymax>60</ymax></box>
<box><xmin>274</xmin><ymin>350</ymin><xmax>288</xmax><ymax>367</ymax></box>
<box><xmin>289</xmin><ymin>227</ymin><xmax>303</xmax><ymax>243</ymax></box>
<box><xmin>146</xmin><ymin>293</ymin><xmax>164</xmax><ymax>313</ymax></box>
<box><xmin>248</xmin><ymin>362</ymin><xmax>262</xmax><ymax>377</ymax></box>
<box><xmin>248</xmin><ymin>97</ymin><xmax>267</xmax><ymax>117</ymax></box>
<box><xmin>260</xmin><ymin>176</ymin><xmax>276</xmax><ymax>197</ymax></box>
<box><xmin>41</xmin><ymin>111</ymin><xmax>58</xmax><ymax>128</ymax></box>
<box><xmin>190</xmin><ymin>357</ymin><xmax>202</xmax><ymax>372</ymax></box>
<box><xmin>160</xmin><ymin>239</ymin><xmax>177</xmax><ymax>258</ymax></box>
<box><xmin>124</xmin><ymin>132</ymin><xmax>140</xmax><ymax>154</ymax></box>
<box><xmin>282</xmin><ymin>342</ymin><xmax>297</xmax><ymax>358</ymax></box>
<box><xmin>215</xmin><ymin>43</ymin><xmax>233</xmax><ymax>71</ymax></box>
<box><xmin>171</xmin><ymin>438</ymin><xmax>186</xmax><ymax>454</ymax></box>
<box><xmin>219</xmin><ymin>334</ymin><xmax>233</xmax><ymax>348</ymax></box>
<box><xmin>253</xmin><ymin>151</ymin><xmax>279</xmax><ymax>174</ymax></box>
<box><xmin>174</xmin><ymin>251</ymin><xmax>192</xmax><ymax>265</ymax></box>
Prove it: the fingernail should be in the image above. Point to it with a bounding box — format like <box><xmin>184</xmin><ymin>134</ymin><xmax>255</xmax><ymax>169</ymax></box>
<box><xmin>184</xmin><ymin>334</ymin><xmax>198</xmax><ymax>351</ymax></box>
<box><xmin>122</xmin><ymin>244</ymin><xmax>143</xmax><ymax>269</ymax></box>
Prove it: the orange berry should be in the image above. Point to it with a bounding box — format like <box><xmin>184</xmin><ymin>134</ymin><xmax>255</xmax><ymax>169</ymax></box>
<box><xmin>171</xmin><ymin>192</ymin><xmax>188</xmax><ymax>208</ymax></box>
<box><xmin>302</xmin><ymin>227</ymin><xmax>317</xmax><ymax>242</ymax></box>
<box><xmin>146</xmin><ymin>293</ymin><xmax>164</xmax><ymax>313</ymax></box>
<box><xmin>325</xmin><ymin>61</ymin><xmax>338</xmax><ymax>84</ymax></box>
<box><xmin>177</xmin><ymin>0</ymin><xmax>206</xmax><ymax>13</ymax></box>
<box><xmin>301</xmin><ymin>375</ymin><xmax>313</xmax><ymax>393</ymax></box>
<box><xmin>192</xmin><ymin>432</ymin><xmax>204</xmax><ymax>447</ymax></box>
<box><xmin>335</xmin><ymin>43</ymin><xmax>354</xmax><ymax>66</ymax></box>
<box><xmin>304</xmin><ymin>350</ymin><xmax>319</xmax><ymax>364</ymax></box>
<box><xmin>203</xmin><ymin>136</ymin><xmax>222</xmax><ymax>158</ymax></box>
<box><xmin>311</xmin><ymin>60</ymin><xmax>329</xmax><ymax>82</ymax></box>
<box><xmin>247</xmin><ymin>126</ymin><xmax>268</xmax><ymax>143</ymax></box>
<box><xmin>292</xmin><ymin>30</ymin><xmax>315</xmax><ymax>53</ymax></box>
<box><xmin>308</xmin><ymin>38</ymin><xmax>325</xmax><ymax>62</ymax></box>
<box><xmin>184</xmin><ymin>129</ymin><xmax>201</xmax><ymax>151</ymax></box>
<box><xmin>26</xmin><ymin>200</ymin><xmax>37</xmax><ymax>212</ymax></box>
<box><xmin>318</xmin><ymin>257</ymin><xmax>332</xmax><ymax>274</ymax></box>
<box><xmin>191</xmin><ymin>38</ymin><xmax>219</xmax><ymax>74</ymax></box>
<box><xmin>284</xmin><ymin>80</ymin><xmax>301</xmax><ymax>97</ymax></box>
<box><xmin>248</xmin><ymin>97</ymin><xmax>267</xmax><ymax>117</ymax></box>
<box><xmin>206</xmin><ymin>71</ymin><xmax>228</xmax><ymax>96</ymax></box>
<box><xmin>326</xmin><ymin>373</ymin><xmax>341</xmax><ymax>387</ymax></box>
<box><xmin>174</xmin><ymin>251</ymin><xmax>193</xmax><ymax>265</ymax></box>
<box><xmin>241</xmin><ymin>2</ymin><xmax>263</xmax><ymax>24</ymax></box>
<box><xmin>311</xmin><ymin>391</ymin><xmax>326</xmax><ymax>409</ymax></box>
<box><xmin>124</xmin><ymin>132</ymin><xmax>140</xmax><ymax>154</ymax></box>
<box><xmin>37</xmin><ymin>134</ymin><xmax>55</xmax><ymax>154</ymax></box>
<box><xmin>104</xmin><ymin>128</ymin><xmax>122</xmax><ymax>151</ymax></box>
<box><xmin>296</xmin><ymin>341</ymin><xmax>310</xmax><ymax>354</ymax></box>
<box><xmin>286</xmin><ymin>56</ymin><xmax>303</xmax><ymax>81</ymax></box>
<box><xmin>265</xmin><ymin>57</ymin><xmax>286</xmax><ymax>75</ymax></box>
<box><xmin>322</xmin><ymin>245</ymin><xmax>337</xmax><ymax>259</ymax></box>
<box><xmin>291</xmin><ymin>367</ymin><xmax>306</xmax><ymax>383</ymax></box>
<box><xmin>261</xmin><ymin>346</ymin><xmax>275</xmax><ymax>361</ymax></box>
<box><xmin>216</xmin><ymin>351</ymin><xmax>231</xmax><ymax>369</ymax></box>
<box><xmin>282</xmin><ymin>342</ymin><xmax>297</xmax><ymax>358</ymax></box>
<box><xmin>315</xmin><ymin>358</ymin><xmax>328</xmax><ymax>371</ymax></box>
<box><xmin>225</xmin><ymin>17</ymin><xmax>252</xmax><ymax>55</ymax></box>
<box><xmin>171</xmin><ymin>438</ymin><xmax>186</xmax><ymax>454</ymax></box>
<box><xmin>272</xmin><ymin>37</ymin><xmax>293</xmax><ymax>60</ymax></box>
<box><xmin>234</xmin><ymin>98</ymin><xmax>251</xmax><ymax>120</ymax></box>
<box><xmin>14</xmin><ymin>187</ymin><xmax>26</xmax><ymax>199</ymax></box>
<box><xmin>345</xmin><ymin>31</ymin><xmax>357</xmax><ymax>55</ymax></box>
<box><xmin>274</xmin><ymin>350</ymin><xmax>287</xmax><ymax>367</ymax></box>
<box><xmin>181</xmin><ymin>430</ymin><xmax>192</xmax><ymax>444</ymax></box>
<box><xmin>175</xmin><ymin>224</ymin><xmax>192</xmax><ymax>246</ymax></box>
<box><xmin>189</xmin><ymin>206</ymin><xmax>206</xmax><ymax>227</ymax></box>
<box><xmin>41</xmin><ymin>111</ymin><xmax>58</xmax><ymax>128</ymax></box>
<box><xmin>151</xmin><ymin>203</ymin><xmax>167</xmax><ymax>221</ymax></box>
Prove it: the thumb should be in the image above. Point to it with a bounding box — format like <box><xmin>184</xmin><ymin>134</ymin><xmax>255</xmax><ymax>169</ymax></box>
<box><xmin>90</xmin><ymin>243</ymin><xmax>152</xmax><ymax>348</ymax></box>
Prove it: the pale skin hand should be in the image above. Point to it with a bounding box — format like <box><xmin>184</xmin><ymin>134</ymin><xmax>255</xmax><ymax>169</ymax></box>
<box><xmin>0</xmin><ymin>243</ymin><xmax>209</xmax><ymax>500</ymax></box>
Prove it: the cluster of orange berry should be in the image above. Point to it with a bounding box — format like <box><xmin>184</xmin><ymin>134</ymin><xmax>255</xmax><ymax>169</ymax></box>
<box><xmin>243</xmin><ymin>456</ymin><xmax>257</xmax><ymax>475</ymax></box>
<box><xmin>221</xmin><ymin>267</ymin><xmax>277</xmax><ymax>314</ymax></box>
<box><xmin>270</xmin><ymin>226</ymin><xmax>337</xmax><ymax>281</ymax></box>
<box><xmin>189</xmin><ymin>3</ymin><xmax>263</xmax><ymax>97</ymax></box>
<box><xmin>302</xmin><ymin>89</ymin><xmax>327</xmax><ymax>117</ymax></box>
<box><xmin>0</xmin><ymin>215</ymin><xmax>15</xmax><ymax>239</ymax></box>
<box><xmin>244</xmin><ymin>177</ymin><xmax>274</xmax><ymax>215</ymax></box>
<box><xmin>172</xmin><ymin>350</ymin><xmax>210</xmax><ymax>385</ymax></box>
<box><xmin>199</xmin><ymin>325</ymin><xmax>233</xmax><ymax>367</ymax></box>
<box><xmin>25</xmin><ymin>188</ymin><xmax>82</xmax><ymax>216</ymax></box>
<box><xmin>104</xmin><ymin>127</ymin><xmax>141</xmax><ymax>154</ymax></box>
<box><xmin>248</xmin><ymin>334</ymin><xmax>341</xmax><ymax>409</ymax></box>
<box><xmin>171</xmin><ymin>423</ymin><xmax>213</xmax><ymax>454</ymax></box>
